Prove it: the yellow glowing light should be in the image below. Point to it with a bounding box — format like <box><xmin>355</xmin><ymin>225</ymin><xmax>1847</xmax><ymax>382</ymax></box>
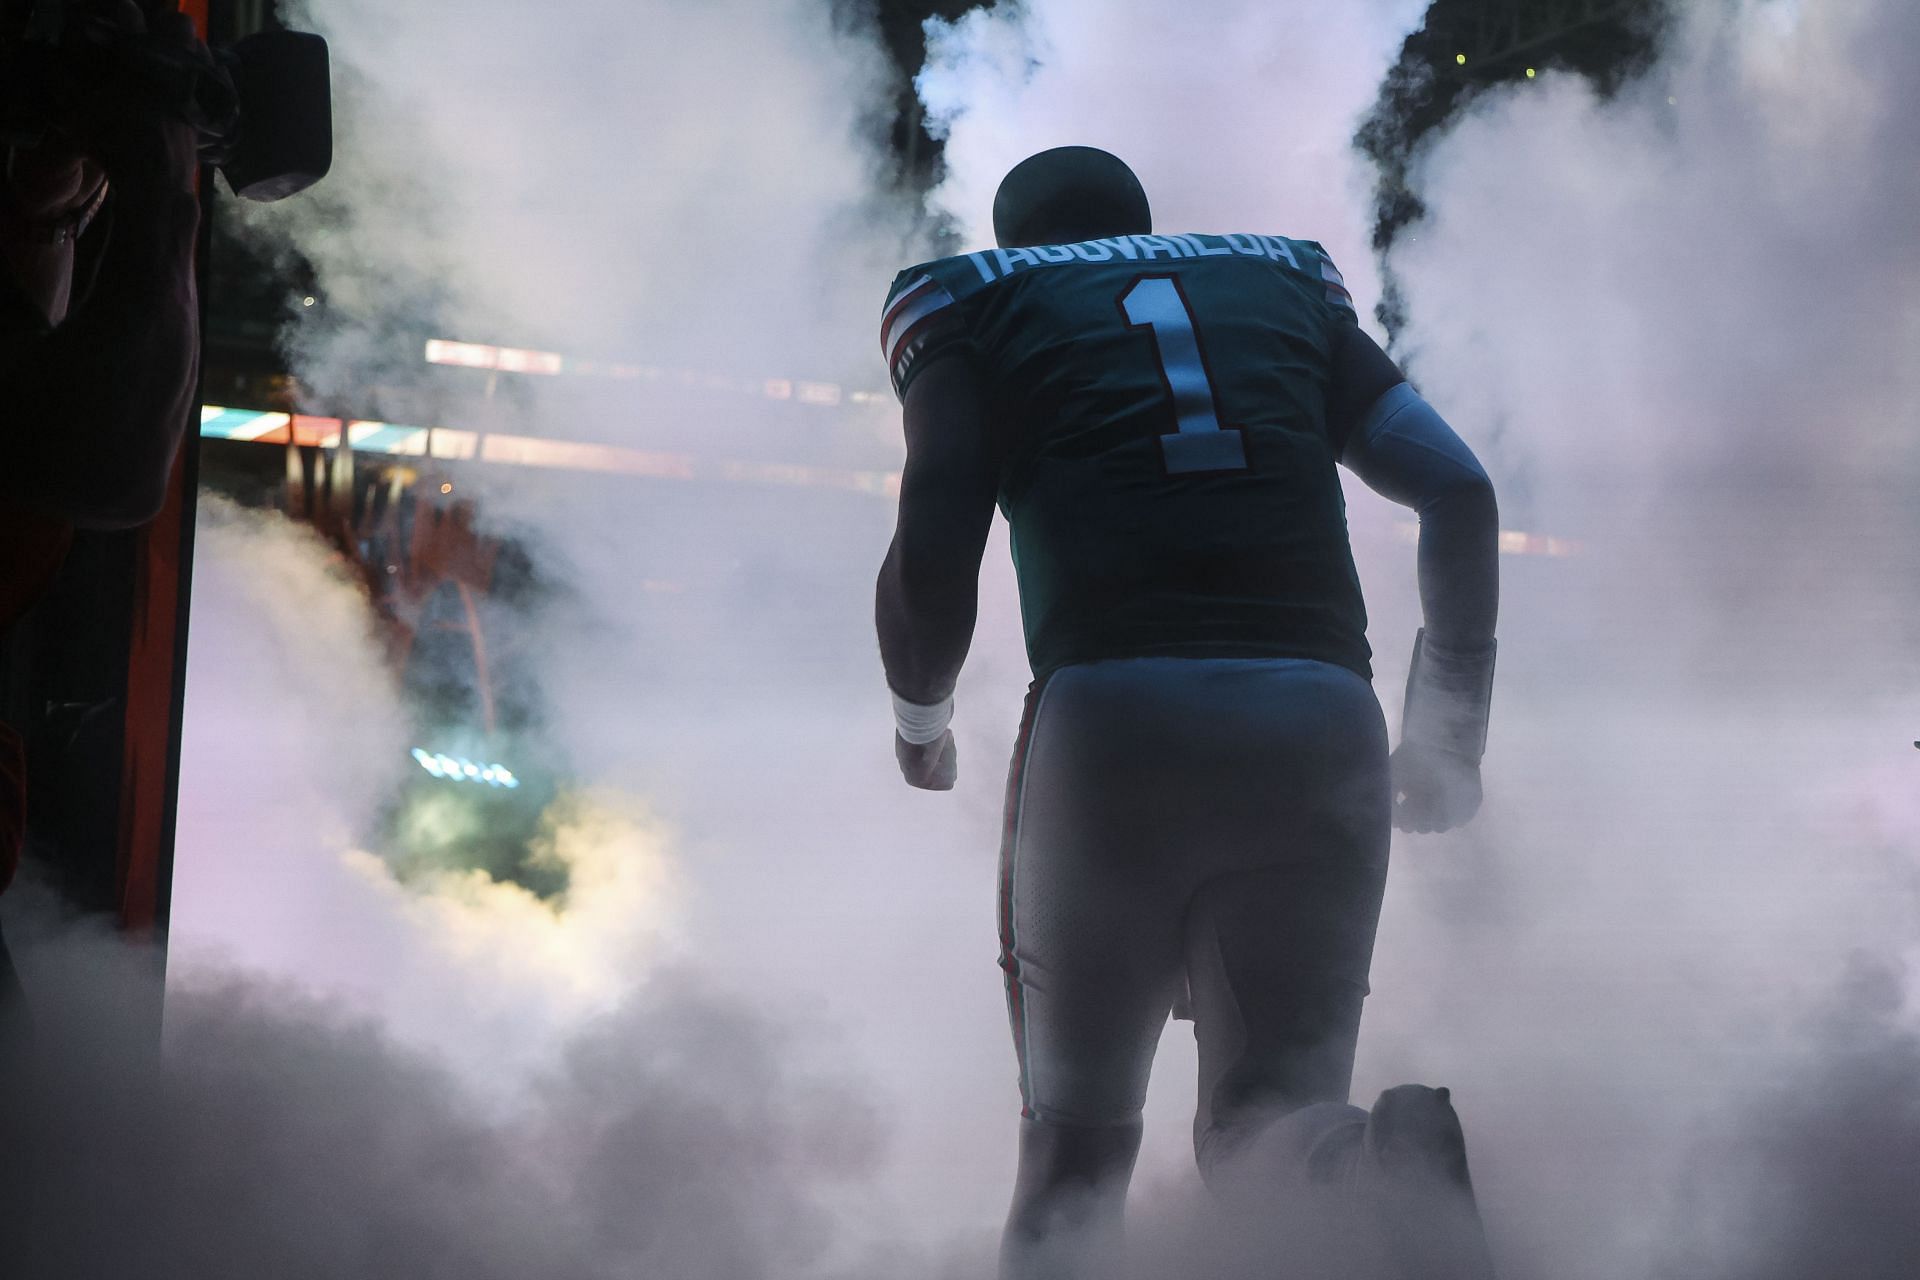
<box><xmin>1455</xmin><ymin>52</ymin><xmax>1466</xmax><ymax>65</ymax></box>
<box><xmin>439</xmin><ymin>481</ymin><xmax>454</xmax><ymax>494</ymax></box>
<box><xmin>344</xmin><ymin>790</ymin><xmax>682</xmax><ymax>1011</ymax></box>
<box><xmin>1525</xmin><ymin>67</ymin><xmax>1537</xmax><ymax>78</ymax></box>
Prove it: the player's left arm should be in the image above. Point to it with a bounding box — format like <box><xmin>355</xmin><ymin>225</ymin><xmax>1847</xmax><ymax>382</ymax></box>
<box><xmin>1329</xmin><ymin>321</ymin><xmax>1500</xmax><ymax>835</ymax></box>
<box><xmin>875</xmin><ymin>353</ymin><xmax>1000</xmax><ymax>790</ymax></box>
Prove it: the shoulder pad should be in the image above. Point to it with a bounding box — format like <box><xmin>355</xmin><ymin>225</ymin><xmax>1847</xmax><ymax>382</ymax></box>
<box><xmin>1298</xmin><ymin>239</ymin><xmax>1356</xmax><ymax>314</ymax></box>
<box><xmin>880</xmin><ymin>255</ymin><xmax>986</xmax><ymax>401</ymax></box>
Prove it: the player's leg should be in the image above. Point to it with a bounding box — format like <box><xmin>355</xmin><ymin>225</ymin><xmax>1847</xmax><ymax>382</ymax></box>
<box><xmin>1184</xmin><ymin>861</ymin><xmax>1383</xmax><ymax>1269</ymax></box>
<box><xmin>1178</xmin><ymin>659</ymin><xmax>1392</xmax><ymax>1263</ymax></box>
<box><xmin>1000</xmin><ymin>1115</ymin><xmax>1145</xmax><ymax>1280</ymax></box>
<box><xmin>996</xmin><ymin>667</ymin><xmax>1187</xmax><ymax>1280</ymax></box>
<box><xmin>1347</xmin><ymin>1083</ymin><xmax>1499</xmax><ymax>1279</ymax></box>
<box><xmin>1184</xmin><ymin>862</ymin><xmax>1383</xmax><ymax>1192</ymax></box>
<box><xmin>1181</xmin><ymin>660</ymin><xmax>1495</xmax><ymax>1276</ymax></box>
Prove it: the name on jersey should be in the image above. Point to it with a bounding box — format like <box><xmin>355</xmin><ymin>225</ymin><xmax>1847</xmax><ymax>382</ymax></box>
<box><xmin>964</xmin><ymin>233</ymin><xmax>1302</xmax><ymax>283</ymax></box>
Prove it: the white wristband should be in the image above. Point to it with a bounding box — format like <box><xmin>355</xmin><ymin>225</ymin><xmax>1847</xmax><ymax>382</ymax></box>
<box><xmin>892</xmin><ymin>692</ymin><xmax>954</xmax><ymax>745</ymax></box>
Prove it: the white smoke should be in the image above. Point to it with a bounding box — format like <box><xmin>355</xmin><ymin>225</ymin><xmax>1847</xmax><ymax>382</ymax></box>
<box><xmin>3</xmin><ymin>921</ymin><xmax>963</xmax><ymax>1279</ymax></box>
<box><xmin>1370</xmin><ymin>3</ymin><xmax>1920</xmax><ymax>1271</ymax></box>
<box><xmin>169</xmin><ymin>499</ymin><xmax>681</xmax><ymax>1084</ymax></box>
<box><xmin>9</xmin><ymin>0</ymin><xmax>1916</xmax><ymax>1275</ymax></box>
<box><xmin>174</xmin><ymin>0</ymin><xmax>1020</xmax><ymax>1258</ymax></box>
<box><xmin>262</xmin><ymin>0</ymin><xmax>912</xmax><ymax>386</ymax></box>
<box><xmin>919</xmin><ymin>0</ymin><xmax>1430</xmax><ymax>311</ymax></box>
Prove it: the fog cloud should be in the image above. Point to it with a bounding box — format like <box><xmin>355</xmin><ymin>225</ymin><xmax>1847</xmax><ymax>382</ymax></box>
<box><xmin>10</xmin><ymin>0</ymin><xmax>1912</xmax><ymax>1275</ymax></box>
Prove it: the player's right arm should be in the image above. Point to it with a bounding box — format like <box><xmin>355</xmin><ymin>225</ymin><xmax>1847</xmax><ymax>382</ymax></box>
<box><xmin>1331</xmin><ymin>325</ymin><xmax>1500</xmax><ymax>834</ymax></box>
<box><xmin>874</xmin><ymin>268</ymin><xmax>1000</xmax><ymax>791</ymax></box>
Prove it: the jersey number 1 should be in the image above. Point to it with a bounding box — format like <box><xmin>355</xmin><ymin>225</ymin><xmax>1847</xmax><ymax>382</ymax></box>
<box><xmin>1118</xmin><ymin>275</ymin><xmax>1249</xmax><ymax>475</ymax></box>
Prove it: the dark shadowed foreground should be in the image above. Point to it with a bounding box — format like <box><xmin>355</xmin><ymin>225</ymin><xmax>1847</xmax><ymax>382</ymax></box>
<box><xmin>1658</xmin><ymin>953</ymin><xmax>1920</xmax><ymax>1280</ymax></box>
<box><xmin>5</xmin><ymin>895</ymin><xmax>1919</xmax><ymax>1279</ymax></box>
<box><xmin>0</xmin><ymin>900</ymin><xmax>944</xmax><ymax>1280</ymax></box>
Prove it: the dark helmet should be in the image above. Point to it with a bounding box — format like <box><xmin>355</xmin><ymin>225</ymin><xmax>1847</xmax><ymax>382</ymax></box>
<box><xmin>991</xmin><ymin>145</ymin><xmax>1151</xmax><ymax>249</ymax></box>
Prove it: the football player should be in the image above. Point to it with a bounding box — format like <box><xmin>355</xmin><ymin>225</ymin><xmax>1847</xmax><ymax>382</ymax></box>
<box><xmin>875</xmin><ymin>146</ymin><xmax>1499</xmax><ymax>1278</ymax></box>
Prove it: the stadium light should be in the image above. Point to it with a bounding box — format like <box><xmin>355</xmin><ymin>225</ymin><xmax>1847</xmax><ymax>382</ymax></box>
<box><xmin>411</xmin><ymin>747</ymin><xmax>520</xmax><ymax>788</ymax></box>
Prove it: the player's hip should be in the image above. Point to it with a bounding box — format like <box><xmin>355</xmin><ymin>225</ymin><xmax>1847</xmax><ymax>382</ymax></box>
<box><xmin>1024</xmin><ymin>613</ymin><xmax>1375</xmax><ymax>687</ymax></box>
<box><xmin>1003</xmin><ymin>655</ymin><xmax>1390</xmax><ymax>863</ymax></box>
<box><xmin>1020</xmin><ymin>654</ymin><xmax>1386</xmax><ymax>754</ymax></box>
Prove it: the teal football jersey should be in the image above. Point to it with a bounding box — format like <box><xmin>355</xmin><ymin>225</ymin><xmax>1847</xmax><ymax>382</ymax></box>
<box><xmin>881</xmin><ymin>232</ymin><xmax>1372</xmax><ymax>681</ymax></box>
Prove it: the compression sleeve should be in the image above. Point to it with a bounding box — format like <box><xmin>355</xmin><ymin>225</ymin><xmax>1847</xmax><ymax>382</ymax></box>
<box><xmin>1341</xmin><ymin>383</ymin><xmax>1499</xmax><ymax>653</ymax></box>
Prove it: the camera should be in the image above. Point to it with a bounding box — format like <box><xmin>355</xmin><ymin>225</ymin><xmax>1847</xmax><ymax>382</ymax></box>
<box><xmin>0</xmin><ymin>0</ymin><xmax>332</xmax><ymax>202</ymax></box>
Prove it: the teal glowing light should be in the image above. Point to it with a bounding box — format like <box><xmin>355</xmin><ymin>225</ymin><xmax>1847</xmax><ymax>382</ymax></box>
<box><xmin>411</xmin><ymin>747</ymin><xmax>520</xmax><ymax>788</ymax></box>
